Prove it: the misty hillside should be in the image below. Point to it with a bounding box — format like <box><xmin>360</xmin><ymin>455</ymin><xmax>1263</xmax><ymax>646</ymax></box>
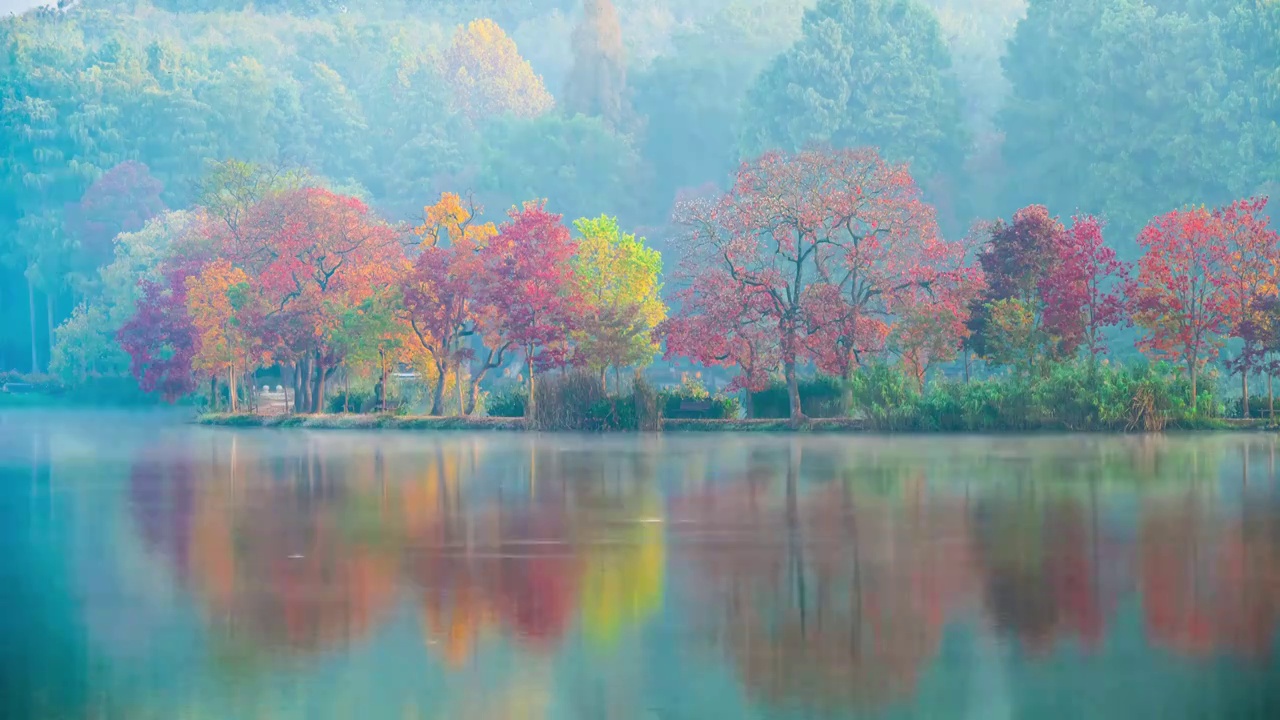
<box><xmin>1</xmin><ymin>0</ymin><xmax>1277</xmax><ymax>378</ymax></box>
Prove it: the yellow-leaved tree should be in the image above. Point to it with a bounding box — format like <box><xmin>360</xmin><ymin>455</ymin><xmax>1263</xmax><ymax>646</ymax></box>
<box><xmin>440</xmin><ymin>18</ymin><xmax>554</xmax><ymax>121</ymax></box>
<box><xmin>571</xmin><ymin>215</ymin><xmax>666</xmax><ymax>389</ymax></box>
<box><xmin>186</xmin><ymin>259</ymin><xmax>253</xmax><ymax>412</ymax></box>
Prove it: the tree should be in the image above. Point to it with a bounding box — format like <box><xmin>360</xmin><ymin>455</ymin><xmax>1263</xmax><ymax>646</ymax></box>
<box><xmin>983</xmin><ymin>298</ymin><xmax>1037</xmax><ymax>378</ymax></box>
<box><xmin>671</xmin><ymin>146</ymin><xmax>952</xmax><ymax>421</ymax></box>
<box><xmin>632</xmin><ymin>0</ymin><xmax>810</xmax><ymax>218</ymax></box>
<box><xmin>999</xmin><ymin>0</ymin><xmax>1278</xmax><ymax>248</ymax></box>
<box><xmin>1039</xmin><ymin>214</ymin><xmax>1131</xmax><ymax>364</ymax></box>
<box><xmin>62</xmin><ymin>160</ymin><xmax>166</xmax><ymax>293</ymax></box>
<box><xmin>241</xmin><ymin>188</ymin><xmax>405</xmax><ymax>413</ymax></box>
<box><xmin>118</xmin><ymin>263</ymin><xmax>200</xmax><ymax>401</ymax></box>
<box><xmin>440</xmin><ymin>18</ymin><xmax>554</xmax><ymax>121</ymax></box>
<box><xmin>570</xmin><ymin>215</ymin><xmax>665</xmax><ymax>389</ymax></box>
<box><xmin>661</xmin><ymin>269</ymin><xmax>779</xmax><ymax>417</ymax></box>
<box><xmin>891</xmin><ymin>265</ymin><xmax>983</xmax><ymax>389</ymax></box>
<box><xmin>476</xmin><ymin>113</ymin><xmax>644</xmax><ymax>225</ymax></box>
<box><xmin>563</xmin><ymin>0</ymin><xmax>629</xmax><ymax>128</ymax></box>
<box><xmin>1132</xmin><ymin>206</ymin><xmax>1231</xmax><ymax>408</ymax></box>
<box><xmin>50</xmin><ymin>210</ymin><xmax>197</xmax><ymax>382</ymax></box>
<box><xmin>478</xmin><ymin>201</ymin><xmax>582</xmax><ymax>420</ymax></box>
<box><xmin>402</xmin><ymin>193</ymin><xmax>500</xmax><ymax>416</ymax></box>
<box><xmin>967</xmin><ymin>205</ymin><xmax>1064</xmax><ymax>367</ymax></box>
<box><xmin>185</xmin><ymin>259</ymin><xmax>252</xmax><ymax>412</ymax></box>
<box><xmin>740</xmin><ymin>0</ymin><xmax>967</xmax><ymax>182</ymax></box>
<box><xmin>1217</xmin><ymin>197</ymin><xmax>1280</xmax><ymax>417</ymax></box>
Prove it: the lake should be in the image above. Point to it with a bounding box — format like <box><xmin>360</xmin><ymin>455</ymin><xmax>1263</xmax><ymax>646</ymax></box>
<box><xmin>3</xmin><ymin>410</ymin><xmax>1280</xmax><ymax>719</ymax></box>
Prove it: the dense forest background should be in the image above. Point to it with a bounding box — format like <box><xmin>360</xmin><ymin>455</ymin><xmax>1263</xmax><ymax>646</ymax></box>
<box><xmin>2</xmin><ymin>0</ymin><xmax>1277</xmax><ymax>376</ymax></box>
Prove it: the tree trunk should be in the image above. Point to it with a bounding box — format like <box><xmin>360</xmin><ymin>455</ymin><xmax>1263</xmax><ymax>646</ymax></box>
<box><xmin>600</xmin><ymin>367</ymin><xmax>608</xmax><ymax>393</ymax></box>
<box><xmin>526</xmin><ymin>353</ymin><xmax>537</xmax><ymax>425</ymax></box>
<box><xmin>456</xmin><ymin>363</ymin><xmax>465</xmax><ymax>416</ymax></box>
<box><xmin>297</xmin><ymin>356</ymin><xmax>312</xmax><ymax>414</ymax></box>
<box><xmin>27</xmin><ymin>276</ymin><xmax>38</xmax><ymax>374</ymax></box>
<box><xmin>963</xmin><ymin>347</ymin><xmax>970</xmax><ymax>383</ymax></box>
<box><xmin>744</xmin><ymin>388</ymin><xmax>754</xmax><ymax>420</ymax></box>
<box><xmin>785</xmin><ymin>358</ymin><xmax>802</xmax><ymax>423</ymax></box>
<box><xmin>614</xmin><ymin>366</ymin><xmax>622</xmax><ymax>396</ymax></box>
<box><xmin>1269</xmin><ymin>374</ymin><xmax>1274</xmax><ymax>424</ymax></box>
<box><xmin>45</xmin><ymin>291</ymin><xmax>54</xmax><ymax>368</ymax></box>
<box><xmin>1243</xmin><ymin>372</ymin><xmax>1250</xmax><ymax>419</ymax></box>
<box><xmin>380</xmin><ymin>352</ymin><xmax>388</xmax><ymax>414</ymax></box>
<box><xmin>431</xmin><ymin>361</ymin><xmax>446</xmax><ymax>416</ymax></box>
<box><xmin>1190</xmin><ymin>359</ymin><xmax>1198</xmax><ymax>413</ymax></box>
<box><xmin>228</xmin><ymin>362</ymin><xmax>238</xmax><ymax>413</ymax></box>
<box><xmin>344</xmin><ymin>365</ymin><xmax>351</xmax><ymax>414</ymax></box>
<box><xmin>209</xmin><ymin>376</ymin><xmax>218</xmax><ymax>412</ymax></box>
<box><xmin>310</xmin><ymin>351</ymin><xmax>326</xmax><ymax>414</ymax></box>
<box><xmin>465</xmin><ymin>359</ymin><xmax>490</xmax><ymax>416</ymax></box>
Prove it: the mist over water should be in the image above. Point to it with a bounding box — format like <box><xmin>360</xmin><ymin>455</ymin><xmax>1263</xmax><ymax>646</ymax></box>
<box><xmin>5</xmin><ymin>410</ymin><xmax>1280</xmax><ymax>719</ymax></box>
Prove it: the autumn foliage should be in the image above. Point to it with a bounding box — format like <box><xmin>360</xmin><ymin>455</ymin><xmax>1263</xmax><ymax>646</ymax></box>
<box><xmin>440</xmin><ymin>18</ymin><xmax>554</xmax><ymax>121</ymax></box>
<box><xmin>666</xmin><ymin>146</ymin><xmax>979</xmax><ymax>420</ymax></box>
<box><xmin>109</xmin><ymin>146</ymin><xmax>1279</xmax><ymax>423</ymax></box>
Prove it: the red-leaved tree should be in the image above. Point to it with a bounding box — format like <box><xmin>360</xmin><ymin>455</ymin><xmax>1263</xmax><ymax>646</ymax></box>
<box><xmin>240</xmin><ymin>188</ymin><xmax>405</xmax><ymax>412</ymax></box>
<box><xmin>660</xmin><ymin>269</ymin><xmax>779</xmax><ymax>417</ymax></box>
<box><xmin>477</xmin><ymin>201</ymin><xmax>582</xmax><ymax>419</ymax></box>
<box><xmin>966</xmin><ymin>205</ymin><xmax>1064</xmax><ymax>367</ymax></box>
<box><xmin>118</xmin><ymin>263</ymin><xmax>199</xmax><ymax>401</ymax></box>
<box><xmin>1216</xmin><ymin>197</ymin><xmax>1280</xmax><ymax>418</ymax></box>
<box><xmin>1039</xmin><ymin>215</ymin><xmax>1132</xmax><ymax>363</ymax></box>
<box><xmin>1133</xmin><ymin>206</ymin><xmax>1231</xmax><ymax>408</ymax></box>
<box><xmin>670</xmin><ymin>147</ymin><xmax>957</xmax><ymax>421</ymax></box>
<box><xmin>64</xmin><ymin>161</ymin><xmax>166</xmax><ymax>285</ymax></box>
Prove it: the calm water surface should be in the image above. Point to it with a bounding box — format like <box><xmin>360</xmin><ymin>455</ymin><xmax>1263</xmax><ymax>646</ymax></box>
<box><xmin>3</xmin><ymin>409</ymin><xmax>1280</xmax><ymax>719</ymax></box>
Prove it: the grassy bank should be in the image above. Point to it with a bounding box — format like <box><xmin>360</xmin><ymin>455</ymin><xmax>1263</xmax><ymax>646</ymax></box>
<box><xmin>194</xmin><ymin>412</ymin><xmax>1273</xmax><ymax>433</ymax></box>
<box><xmin>196</xmin><ymin>413</ymin><xmax>526</xmax><ymax>431</ymax></box>
<box><xmin>195</xmin><ymin>413</ymin><xmax>873</xmax><ymax>433</ymax></box>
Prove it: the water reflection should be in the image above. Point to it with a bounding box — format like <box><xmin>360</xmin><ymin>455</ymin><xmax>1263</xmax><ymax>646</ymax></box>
<box><xmin>4</xmin><ymin>414</ymin><xmax>1280</xmax><ymax>718</ymax></box>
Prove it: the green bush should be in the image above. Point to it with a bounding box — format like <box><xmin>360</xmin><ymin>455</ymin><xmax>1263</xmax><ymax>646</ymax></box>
<box><xmin>853</xmin><ymin>360</ymin><xmax>1220</xmax><ymax>432</ymax></box>
<box><xmin>1229</xmin><ymin>394</ymin><xmax>1279</xmax><ymax>419</ymax></box>
<box><xmin>750</xmin><ymin>375</ymin><xmax>849</xmax><ymax>419</ymax></box>
<box><xmin>659</xmin><ymin>377</ymin><xmax>740</xmax><ymax>419</ymax></box>
<box><xmin>487</xmin><ymin>388</ymin><xmax>527</xmax><ymax>418</ymax></box>
<box><xmin>326</xmin><ymin>387</ymin><xmax>376</xmax><ymax>414</ymax></box>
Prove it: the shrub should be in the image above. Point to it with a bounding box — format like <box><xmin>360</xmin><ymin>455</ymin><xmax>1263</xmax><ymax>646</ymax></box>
<box><xmin>1228</xmin><ymin>394</ymin><xmax>1278</xmax><ymax>419</ymax></box>
<box><xmin>531</xmin><ymin>371</ymin><xmax>609</xmax><ymax>430</ymax></box>
<box><xmin>327</xmin><ymin>386</ymin><xmax>377</xmax><ymax>414</ymax></box>
<box><xmin>829</xmin><ymin>360</ymin><xmax>1219</xmax><ymax>432</ymax></box>
<box><xmin>633</xmin><ymin>373</ymin><xmax>662</xmax><ymax>430</ymax></box>
<box><xmin>750</xmin><ymin>375</ymin><xmax>849</xmax><ymax>419</ymax></box>
<box><xmin>659</xmin><ymin>377</ymin><xmax>740</xmax><ymax>419</ymax></box>
<box><xmin>487</xmin><ymin>388</ymin><xmax>528</xmax><ymax>418</ymax></box>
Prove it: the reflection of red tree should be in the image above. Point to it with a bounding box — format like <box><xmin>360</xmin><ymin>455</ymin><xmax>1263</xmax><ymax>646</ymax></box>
<box><xmin>1141</xmin><ymin>495</ymin><xmax>1280</xmax><ymax>659</ymax></box>
<box><xmin>196</xmin><ymin>485</ymin><xmax>399</xmax><ymax>655</ymax></box>
<box><xmin>494</xmin><ymin>508</ymin><xmax>580</xmax><ymax>650</ymax></box>
<box><xmin>133</xmin><ymin>449</ymin><xmax>399</xmax><ymax>659</ymax></box>
<box><xmin>128</xmin><ymin>451</ymin><xmax>196</xmax><ymax>577</ymax></box>
<box><xmin>1141</xmin><ymin>496</ymin><xmax>1221</xmax><ymax>656</ymax></box>
<box><xmin>673</xmin><ymin>480</ymin><xmax>972</xmax><ymax>713</ymax></box>
<box><xmin>974</xmin><ymin>497</ymin><xmax>1119</xmax><ymax>656</ymax></box>
<box><xmin>405</xmin><ymin>496</ymin><xmax>583</xmax><ymax>661</ymax></box>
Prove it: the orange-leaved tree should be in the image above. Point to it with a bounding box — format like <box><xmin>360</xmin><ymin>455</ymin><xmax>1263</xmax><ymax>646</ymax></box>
<box><xmin>245</xmin><ymin>188</ymin><xmax>406</xmax><ymax>413</ymax></box>
<box><xmin>185</xmin><ymin>259</ymin><xmax>254</xmax><ymax>412</ymax></box>
<box><xmin>402</xmin><ymin>192</ymin><xmax>500</xmax><ymax>416</ymax></box>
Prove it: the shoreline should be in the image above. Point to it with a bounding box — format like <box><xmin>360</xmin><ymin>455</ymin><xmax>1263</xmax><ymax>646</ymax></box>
<box><xmin>192</xmin><ymin>413</ymin><xmax>1275</xmax><ymax>433</ymax></box>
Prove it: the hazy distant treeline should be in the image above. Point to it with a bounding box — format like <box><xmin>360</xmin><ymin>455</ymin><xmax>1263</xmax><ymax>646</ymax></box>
<box><xmin>1</xmin><ymin>0</ymin><xmax>1276</xmax><ymax>375</ymax></box>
